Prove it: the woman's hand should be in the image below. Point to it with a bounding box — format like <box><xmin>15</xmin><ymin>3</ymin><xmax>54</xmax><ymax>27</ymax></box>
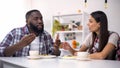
<box><xmin>62</xmin><ymin>42</ymin><xmax>76</xmax><ymax>55</ymax></box>
<box><xmin>62</xmin><ymin>42</ymin><xmax>72</xmax><ymax>50</ymax></box>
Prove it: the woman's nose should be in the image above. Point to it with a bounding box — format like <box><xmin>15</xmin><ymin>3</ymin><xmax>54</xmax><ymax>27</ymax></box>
<box><xmin>87</xmin><ymin>22</ymin><xmax>89</xmax><ymax>26</ymax></box>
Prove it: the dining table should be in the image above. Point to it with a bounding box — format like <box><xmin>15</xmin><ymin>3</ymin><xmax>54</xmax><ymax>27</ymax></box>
<box><xmin>0</xmin><ymin>56</ymin><xmax>120</xmax><ymax>68</ymax></box>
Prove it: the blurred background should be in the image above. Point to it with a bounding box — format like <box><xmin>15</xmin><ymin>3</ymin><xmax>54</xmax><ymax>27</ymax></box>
<box><xmin>0</xmin><ymin>0</ymin><xmax>120</xmax><ymax>42</ymax></box>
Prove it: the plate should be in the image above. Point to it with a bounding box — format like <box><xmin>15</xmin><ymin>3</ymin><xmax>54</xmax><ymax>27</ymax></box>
<box><xmin>27</xmin><ymin>55</ymin><xmax>56</xmax><ymax>59</ymax></box>
<box><xmin>76</xmin><ymin>57</ymin><xmax>91</xmax><ymax>61</ymax></box>
<box><xmin>61</xmin><ymin>56</ymin><xmax>77</xmax><ymax>60</ymax></box>
<box><xmin>27</xmin><ymin>56</ymin><xmax>41</xmax><ymax>60</ymax></box>
<box><xmin>40</xmin><ymin>55</ymin><xmax>56</xmax><ymax>59</ymax></box>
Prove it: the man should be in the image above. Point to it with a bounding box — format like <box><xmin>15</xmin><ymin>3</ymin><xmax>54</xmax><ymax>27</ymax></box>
<box><xmin>0</xmin><ymin>9</ymin><xmax>60</xmax><ymax>57</ymax></box>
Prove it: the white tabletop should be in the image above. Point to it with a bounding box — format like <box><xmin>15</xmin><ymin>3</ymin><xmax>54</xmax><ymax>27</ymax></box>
<box><xmin>0</xmin><ymin>57</ymin><xmax>120</xmax><ymax>68</ymax></box>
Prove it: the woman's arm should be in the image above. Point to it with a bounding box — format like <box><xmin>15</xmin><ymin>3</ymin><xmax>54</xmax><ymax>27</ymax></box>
<box><xmin>88</xmin><ymin>43</ymin><xmax>115</xmax><ymax>59</ymax></box>
<box><xmin>89</xmin><ymin>33</ymin><xmax>119</xmax><ymax>59</ymax></box>
<box><xmin>73</xmin><ymin>45</ymin><xmax>88</xmax><ymax>55</ymax></box>
<box><xmin>79</xmin><ymin>45</ymin><xmax>88</xmax><ymax>51</ymax></box>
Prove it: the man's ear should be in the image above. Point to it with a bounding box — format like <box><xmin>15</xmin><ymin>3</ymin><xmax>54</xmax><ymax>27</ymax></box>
<box><xmin>26</xmin><ymin>18</ymin><xmax>30</xmax><ymax>24</ymax></box>
<box><xmin>26</xmin><ymin>20</ymin><xmax>28</xmax><ymax>23</ymax></box>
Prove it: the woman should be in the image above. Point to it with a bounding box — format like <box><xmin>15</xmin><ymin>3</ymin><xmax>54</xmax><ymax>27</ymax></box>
<box><xmin>62</xmin><ymin>11</ymin><xmax>119</xmax><ymax>60</ymax></box>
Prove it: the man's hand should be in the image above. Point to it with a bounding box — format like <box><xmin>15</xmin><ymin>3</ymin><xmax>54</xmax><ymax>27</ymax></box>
<box><xmin>19</xmin><ymin>33</ymin><xmax>36</xmax><ymax>46</ymax></box>
<box><xmin>54</xmin><ymin>34</ymin><xmax>61</xmax><ymax>48</ymax></box>
<box><xmin>4</xmin><ymin>33</ymin><xmax>36</xmax><ymax>56</ymax></box>
<box><xmin>53</xmin><ymin>34</ymin><xmax>61</xmax><ymax>56</ymax></box>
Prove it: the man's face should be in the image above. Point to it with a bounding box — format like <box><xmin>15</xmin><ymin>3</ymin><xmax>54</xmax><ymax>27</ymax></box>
<box><xmin>29</xmin><ymin>22</ymin><xmax>44</xmax><ymax>34</ymax></box>
<box><xmin>27</xmin><ymin>11</ymin><xmax>44</xmax><ymax>34</ymax></box>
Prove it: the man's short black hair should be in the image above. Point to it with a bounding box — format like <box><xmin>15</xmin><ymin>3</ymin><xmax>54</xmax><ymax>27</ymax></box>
<box><xmin>25</xmin><ymin>9</ymin><xmax>40</xmax><ymax>20</ymax></box>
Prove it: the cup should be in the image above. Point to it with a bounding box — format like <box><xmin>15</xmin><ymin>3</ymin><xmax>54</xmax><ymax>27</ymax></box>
<box><xmin>60</xmin><ymin>49</ymin><xmax>72</xmax><ymax>56</ymax></box>
<box><xmin>77</xmin><ymin>52</ymin><xmax>89</xmax><ymax>58</ymax></box>
<box><xmin>29</xmin><ymin>51</ymin><xmax>39</xmax><ymax>56</ymax></box>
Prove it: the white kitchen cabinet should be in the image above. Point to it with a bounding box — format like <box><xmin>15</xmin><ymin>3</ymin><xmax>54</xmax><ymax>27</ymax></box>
<box><xmin>52</xmin><ymin>12</ymin><xmax>89</xmax><ymax>47</ymax></box>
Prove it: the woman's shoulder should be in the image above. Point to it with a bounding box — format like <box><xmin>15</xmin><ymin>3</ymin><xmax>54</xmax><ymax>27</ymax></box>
<box><xmin>87</xmin><ymin>32</ymin><xmax>92</xmax><ymax>37</ymax></box>
<box><xmin>109</xmin><ymin>31</ymin><xmax>119</xmax><ymax>38</ymax></box>
<box><xmin>108</xmin><ymin>31</ymin><xmax>119</xmax><ymax>47</ymax></box>
<box><xmin>84</xmin><ymin>32</ymin><xmax>92</xmax><ymax>41</ymax></box>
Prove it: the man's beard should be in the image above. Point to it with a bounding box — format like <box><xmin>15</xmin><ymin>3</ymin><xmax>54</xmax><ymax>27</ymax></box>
<box><xmin>29</xmin><ymin>22</ymin><xmax>44</xmax><ymax>35</ymax></box>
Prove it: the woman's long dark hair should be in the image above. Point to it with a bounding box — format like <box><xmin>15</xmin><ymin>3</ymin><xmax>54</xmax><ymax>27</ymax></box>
<box><xmin>89</xmin><ymin>11</ymin><xmax>109</xmax><ymax>53</ymax></box>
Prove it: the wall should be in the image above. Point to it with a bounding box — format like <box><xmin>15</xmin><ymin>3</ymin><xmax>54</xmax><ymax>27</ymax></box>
<box><xmin>31</xmin><ymin>0</ymin><xmax>120</xmax><ymax>35</ymax></box>
<box><xmin>0</xmin><ymin>0</ymin><xmax>120</xmax><ymax>42</ymax></box>
<box><xmin>0</xmin><ymin>0</ymin><xmax>31</xmax><ymax>42</ymax></box>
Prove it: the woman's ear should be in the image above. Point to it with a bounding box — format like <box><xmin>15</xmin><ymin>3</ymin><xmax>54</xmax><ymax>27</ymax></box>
<box><xmin>97</xmin><ymin>22</ymin><xmax>100</xmax><ymax>27</ymax></box>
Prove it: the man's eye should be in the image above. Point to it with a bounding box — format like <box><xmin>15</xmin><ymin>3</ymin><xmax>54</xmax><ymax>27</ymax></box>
<box><xmin>34</xmin><ymin>18</ymin><xmax>38</xmax><ymax>20</ymax></box>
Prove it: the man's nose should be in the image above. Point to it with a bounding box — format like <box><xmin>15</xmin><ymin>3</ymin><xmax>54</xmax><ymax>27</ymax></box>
<box><xmin>38</xmin><ymin>19</ymin><xmax>42</xmax><ymax>24</ymax></box>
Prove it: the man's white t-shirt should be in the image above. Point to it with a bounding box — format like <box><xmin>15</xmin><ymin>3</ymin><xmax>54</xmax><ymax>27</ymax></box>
<box><xmin>30</xmin><ymin>36</ymin><xmax>39</xmax><ymax>51</ymax></box>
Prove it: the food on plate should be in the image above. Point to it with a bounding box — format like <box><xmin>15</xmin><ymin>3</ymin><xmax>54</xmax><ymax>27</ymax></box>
<box><xmin>62</xmin><ymin>55</ymin><xmax>77</xmax><ymax>59</ymax></box>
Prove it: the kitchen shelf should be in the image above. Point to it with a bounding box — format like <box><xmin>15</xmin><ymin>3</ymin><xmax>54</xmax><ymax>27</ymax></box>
<box><xmin>52</xmin><ymin>12</ymin><xmax>89</xmax><ymax>48</ymax></box>
<box><xmin>56</xmin><ymin>30</ymin><xmax>83</xmax><ymax>34</ymax></box>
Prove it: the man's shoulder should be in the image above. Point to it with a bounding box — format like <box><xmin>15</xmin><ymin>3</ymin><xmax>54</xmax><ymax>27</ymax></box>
<box><xmin>10</xmin><ymin>26</ymin><xmax>27</xmax><ymax>34</ymax></box>
<box><xmin>42</xmin><ymin>30</ymin><xmax>52</xmax><ymax>38</ymax></box>
<box><xmin>11</xmin><ymin>26</ymin><xmax>24</xmax><ymax>31</ymax></box>
<box><xmin>43</xmin><ymin>30</ymin><xmax>51</xmax><ymax>35</ymax></box>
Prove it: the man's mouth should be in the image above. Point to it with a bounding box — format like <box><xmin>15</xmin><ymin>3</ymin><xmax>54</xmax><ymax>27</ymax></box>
<box><xmin>37</xmin><ymin>25</ymin><xmax>42</xmax><ymax>29</ymax></box>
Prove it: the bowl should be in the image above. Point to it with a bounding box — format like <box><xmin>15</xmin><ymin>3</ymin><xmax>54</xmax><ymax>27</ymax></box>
<box><xmin>77</xmin><ymin>52</ymin><xmax>89</xmax><ymax>58</ymax></box>
<box><xmin>29</xmin><ymin>51</ymin><xmax>39</xmax><ymax>56</ymax></box>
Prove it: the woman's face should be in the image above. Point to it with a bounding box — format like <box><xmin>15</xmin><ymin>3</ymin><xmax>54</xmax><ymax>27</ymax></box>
<box><xmin>87</xmin><ymin>15</ymin><xmax>100</xmax><ymax>33</ymax></box>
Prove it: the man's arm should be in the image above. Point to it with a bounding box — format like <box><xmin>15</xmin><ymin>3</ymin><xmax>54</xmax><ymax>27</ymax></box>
<box><xmin>4</xmin><ymin>33</ymin><xmax>36</xmax><ymax>56</ymax></box>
